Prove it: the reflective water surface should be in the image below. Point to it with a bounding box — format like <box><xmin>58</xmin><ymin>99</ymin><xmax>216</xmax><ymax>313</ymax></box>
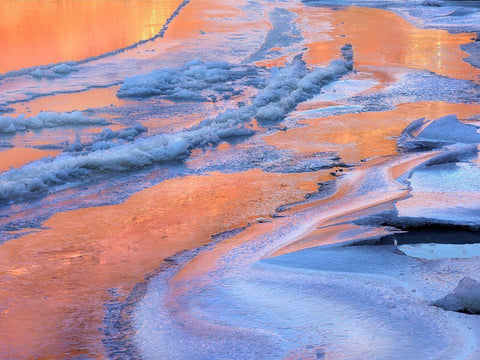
<box><xmin>0</xmin><ymin>0</ymin><xmax>479</xmax><ymax>358</ymax></box>
<box><xmin>0</xmin><ymin>0</ymin><xmax>182</xmax><ymax>73</ymax></box>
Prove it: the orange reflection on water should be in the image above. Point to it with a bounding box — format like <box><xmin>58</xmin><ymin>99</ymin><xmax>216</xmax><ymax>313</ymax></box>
<box><xmin>295</xmin><ymin>6</ymin><xmax>479</xmax><ymax>82</ymax></box>
<box><xmin>164</xmin><ymin>0</ymin><xmax>267</xmax><ymax>41</ymax></box>
<box><xmin>0</xmin><ymin>147</ymin><xmax>60</xmax><ymax>172</ymax></box>
<box><xmin>0</xmin><ymin>0</ymin><xmax>182</xmax><ymax>73</ymax></box>
<box><xmin>12</xmin><ymin>86</ymin><xmax>128</xmax><ymax>116</ymax></box>
<box><xmin>265</xmin><ymin>102</ymin><xmax>480</xmax><ymax>164</ymax></box>
<box><xmin>0</xmin><ymin>169</ymin><xmax>322</xmax><ymax>359</ymax></box>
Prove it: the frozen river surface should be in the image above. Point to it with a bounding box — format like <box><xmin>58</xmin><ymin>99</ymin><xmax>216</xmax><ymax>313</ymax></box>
<box><xmin>0</xmin><ymin>0</ymin><xmax>479</xmax><ymax>358</ymax></box>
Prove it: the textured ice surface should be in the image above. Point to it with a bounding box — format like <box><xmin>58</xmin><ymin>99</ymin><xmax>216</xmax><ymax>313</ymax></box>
<box><xmin>30</xmin><ymin>63</ymin><xmax>78</xmax><ymax>79</ymax></box>
<box><xmin>134</xmin><ymin>245</ymin><xmax>480</xmax><ymax>359</ymax></box>
<box><xmin>117</xmin><ymin>60</ymin><xmax>257</xmax><ymax>100</ymax></box>
<box><xmin>396</xmin><ymin>3</ymin><xmax>480</xmax><ymax>32</ymax></box>
<box><xmin>2</xmin><ymin>0</ymin><xmax>480</xmax><ymax>357</ymax></box>
<box><xmin>352</xmin><ymin>71</ymin><xmax>480</xmax><ymax>112</ymax></box>
<box><xmin>394</xmin><ymin>113</ymin><xmax>480</xmax><ymax>227</ymax></box>
<box><xmin>0</xmin><ymin>47</ymin><xmax>353</xmax><ymax>200</ymax></box>
<box><xmin>396</xmin><ymin>161</ymin><xmax>480</xmax><ymax>226</ymax></box>
<box><xmin>304</xmin><ymin>0</ymin><xmax>480</xmax><ymax>31</ymax></box>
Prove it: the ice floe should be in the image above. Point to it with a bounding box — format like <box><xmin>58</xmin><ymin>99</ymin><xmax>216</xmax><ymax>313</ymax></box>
<box><xmin>394</xmin><ymin>114</ymin><xmax>480</xmax><ymax>228</ymax></box>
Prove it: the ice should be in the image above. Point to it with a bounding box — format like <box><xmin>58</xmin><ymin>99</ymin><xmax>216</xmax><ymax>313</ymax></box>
<box><xmin>30</xmin><ymin>63</ymin><xmax>78</xmax><ymax>79</ymax></box>
<box><xmin>396</xmin><ymin>4</ymin><xmax>480</xmax><ymax>32</ymax></box>
<box><xmin>433</xmin><ymin>277</ymin><xmax>480</xmax><ymax>314</ymax></box>
<box><xmin>353</xmin><ymin>71</ymin><xmax>480</xmax><ymax>112</ymax></box>
<box><xmin>117</xmin><ymin>60</ymin><xmax>255</xmax><ymax>100</ymax></box>
<box><xmin>398</xmin><ymin>243</ymin><xmax>480</xmax><ymax>260</ymax></box>
<box><xmin>135</xmin><ymin>244</ymin><xmax>480</xmax><ymax>359</ymax></box>
<box><xmin>0</xmin><ymin>47</ymin><xmax>354</xmax><ymax>200</ymax></box>
<box><xmin>394</xmin><ymin>114</ymin><xmax>480</xmax><ymax>227</ymax></box>
<box><xmin>308</xmin><ymin>78</ymin><xmax>377</xmax><ymax>102</ymax></box>
<box><xmin>97</xmin><ymin>124</ymin><xmax>148</xmax><ymax>142</ymax></box>
<box><xmin>304</xmin><ymin>0</ymin><xmax>480</xmax><ymax>32</ymax></box>
<box><xmin>397</xmin><ymin>114</ymin><xmax>480</xmax><ymax>151</ymax></box>
<box><xmin>0</xmin><ymin>111</ymin><xmax>108</xmax><ymax>134</ymax></box>
<box><xmin>395</xmin><ymin>160</ymin><xmax>480</xmax><ymax>226</ymax></box>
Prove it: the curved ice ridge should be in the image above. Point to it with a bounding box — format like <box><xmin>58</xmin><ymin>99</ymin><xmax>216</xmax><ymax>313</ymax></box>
<box><xmin>0</xmin><ymin>45</ymin><xmax>353</xmax><ymax>200</ymax></box>
<box><xmin>0</xmin><ymin>111</ymin><xmax>108</xmax><ymax>135</ymax></box>
<box><xmin>0</xmin><ymin>0</ymin><xmax>191</xmax><ymax>80</ymax></box>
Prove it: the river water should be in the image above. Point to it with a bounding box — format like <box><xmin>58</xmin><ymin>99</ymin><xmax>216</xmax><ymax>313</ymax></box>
<box><xmin>0</xmin><ymin>0</ymin><xmax>479</xmax><ymax>359</ymax></box>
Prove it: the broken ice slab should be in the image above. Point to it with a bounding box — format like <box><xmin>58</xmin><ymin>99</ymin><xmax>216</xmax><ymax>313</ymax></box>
<box><xmin>433</xmin><ymin>277</ymin><xmax>480</xmax><ymax>314</ymax></box>
<box><xmin>397</xmin><ymin>114</ymin><xmax>480</xmax><ymax>151</ymax></box>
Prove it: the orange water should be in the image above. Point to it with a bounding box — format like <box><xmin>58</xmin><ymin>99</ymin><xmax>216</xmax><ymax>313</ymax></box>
<box><xmin>0</xmin><ymin>0</ymin><xmax>182</xmax><ymax>73</ymax></box>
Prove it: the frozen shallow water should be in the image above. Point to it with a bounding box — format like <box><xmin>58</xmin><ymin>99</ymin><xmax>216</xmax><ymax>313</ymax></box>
<box><xmin>0</xmin><ymin>0</ymin><xmax>479</xmax><ymax>358</ymax></box>
<box><xmin>399</xmin><ymin>243</ymin><xmax>480</xmax><ymax>259</ymax></box>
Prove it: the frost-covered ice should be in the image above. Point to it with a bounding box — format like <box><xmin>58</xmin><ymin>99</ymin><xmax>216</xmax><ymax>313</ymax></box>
<box><xmin>1</xmin><ymin>0</ymin><xmax>480</xmax><ymax>358</ymax></box>
<box><xmin>117</xmin><ymin>60</ymin><xmax>257</xmax><ymax>100</ymax></box>
<box><xmin>0</xmin><ymin>111</ymin><xmax>108</xmax><ymax>134</ymax></box>
<box><xmin>304</xmin><ymin>0</ymin><xmax>480</xmax><ymax>32</ymax></box>
<box><xmin>395</xmin><ymin>161</ymin><xmax>480</xmax><ymax>227</ymax></box>
<box><xmin>396</xmin><ymin>3</ymin><xmax>480</xmax><ymax>32</ymax></box>
<box><xmin>134</xmin><ymin>244</ymin><xmax>480</xmax><ymax>359</ymax></box>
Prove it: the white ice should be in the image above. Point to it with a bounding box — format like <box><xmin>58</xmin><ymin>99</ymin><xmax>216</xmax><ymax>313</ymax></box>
<box><xmin>0</xmin><ymin>111</ymin><xmax>108</xmax><ymax>135</ymax></box>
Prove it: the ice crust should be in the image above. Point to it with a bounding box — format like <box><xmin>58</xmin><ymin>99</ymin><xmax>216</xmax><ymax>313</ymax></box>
<box><xmin>0</xmin><ymin>46</ymin><xmax>353</xmax><ymax>200</ymax></box>
<box><xmin>0</xmin><ymin>111</ymin><xmax>108</xmax><ymax>135</ymax></box>
<box><xmin>434</xmin><ymin>277</ymin><xmax>480</xmax><ymax>314</ymax></box>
